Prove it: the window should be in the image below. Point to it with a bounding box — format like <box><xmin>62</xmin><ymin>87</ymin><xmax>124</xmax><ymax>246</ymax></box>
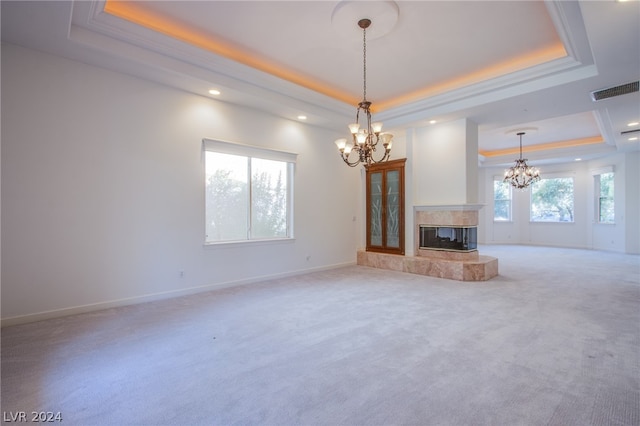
<box><xmin>530</xmin><ymin>177</ymin><xmax>574</xmax><ymax>222</ymax></box>
<box><xmin>204</xmin><ymin>139</ymin><xmax>296</xmax><ymax>243</ymax></box>
<box><xmin>595</xmin><ymin>172</ymin><xmax>614</xmax><ymax>223</ymax></box>
<box><xmin>493</xmin><ymin>179</ymin><xmax>512</xmax><ymax>221</ymax></box>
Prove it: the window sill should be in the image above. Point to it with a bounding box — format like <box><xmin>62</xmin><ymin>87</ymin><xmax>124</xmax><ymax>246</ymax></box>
<box><xmin>529</xmin><ymin>221</ymin><xmax>575</xmax><ymax>224</ymax></box>
<box><xmin>493</xmin><ymin>220</ymin><xmax>513</xmax><ymax>223</ymax></box>
<box><xmin>204</xmin><ymin>237</ymin><xmax>295</xmax><ymax>249</ymax></box>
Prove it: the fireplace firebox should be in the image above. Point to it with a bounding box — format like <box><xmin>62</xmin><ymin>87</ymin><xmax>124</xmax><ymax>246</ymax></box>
<box><xmin>419</xmin><ymin>225</ymin><xmax>477</xmax><ymax>252</ymax></box>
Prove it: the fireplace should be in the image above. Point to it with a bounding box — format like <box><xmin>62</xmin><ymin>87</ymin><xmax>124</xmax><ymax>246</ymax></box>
<box><xmin>357</xmin><ymin>204</ymin><xmax>498</xmax><ymax>281</ymax></box>
<box><xmin>414</xmin><ymin>205</ymin><xmax>482</xmax><ymax>261</ymax></box>
<box><xmin>419</xmin><ymin>225</ymin><xmax>477</xmax><ymax>252</ymax></box>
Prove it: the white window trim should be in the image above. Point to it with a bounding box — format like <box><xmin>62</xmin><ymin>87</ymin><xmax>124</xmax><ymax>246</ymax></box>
<box><xmin>203</xmin><ymin>138</ymin><xmax>297</xmax><ymax>163</ymax></box>
<box><xmin>590</xmin><ymin>165</ymin><xmax>614</xmax><ymax>176</ymax></box>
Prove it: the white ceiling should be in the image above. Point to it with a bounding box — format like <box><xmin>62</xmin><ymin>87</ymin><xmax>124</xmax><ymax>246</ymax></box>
<box><xmin>2</xmin><ymin>0</ymin><xmax>639</xmax><ymax>167</ymax></box>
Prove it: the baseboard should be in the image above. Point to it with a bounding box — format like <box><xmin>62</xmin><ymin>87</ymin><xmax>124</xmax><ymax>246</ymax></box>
<box><xmin>481</xmin><ymin>241</ymin><xmax>633</xmax><ymax>255</ymax></box>
<box><xmin>482</xmin><ymin>241</ymin><xmax>590</xmax><ymax>249</ymax></box>
<box><xmin>1</xmin><ymin>261</ymin><xmax>356</xmax><ymax>328</ymax></box>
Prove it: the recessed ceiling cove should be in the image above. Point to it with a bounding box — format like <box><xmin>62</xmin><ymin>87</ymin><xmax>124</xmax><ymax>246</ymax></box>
<box><xmin>99</xmin><ymin>0</ymin><xmax>567</xmax><ymax>112</ymax></box>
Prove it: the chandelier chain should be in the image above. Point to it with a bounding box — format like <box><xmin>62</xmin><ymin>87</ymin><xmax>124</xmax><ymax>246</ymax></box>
<box><xmin>333</xmin><ymin>18</ymin><xmax>393</xmax><ymax>167</ymax></box>
<box><xmin>362</xmin><ymin>25</ymin><xmax>367</xmax><ymax>102</ymax></box>
<box><xmin>519</xmin><ymin>132</ymin><xmax>524</xmax><ymax>158</ymax></box>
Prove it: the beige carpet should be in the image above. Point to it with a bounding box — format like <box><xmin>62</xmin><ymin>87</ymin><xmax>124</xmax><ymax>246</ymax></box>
<box><xmin>2</xmin><ymin>245</ymin><xmax>639</xmax><ymax>425</ymax></box>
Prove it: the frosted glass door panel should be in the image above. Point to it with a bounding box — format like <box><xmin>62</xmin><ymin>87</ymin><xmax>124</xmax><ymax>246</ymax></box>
<box><xmin>386</xmin><ymin>170</ymin><xmax>400</xmax><ymax>248</ymax></box>
<box><xmin>370</xmin><ymin>172</ymin><xmax>383</xmax><ymax>246</ymax></box>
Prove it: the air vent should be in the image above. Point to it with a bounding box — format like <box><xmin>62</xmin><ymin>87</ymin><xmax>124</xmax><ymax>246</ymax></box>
<box><xmin>621</xmin><ymin>128</ymin><xmax>640</xmax><ymax>135</ymax></box>
<box><xmin>591</xmin><ymin>81</ymin><xmax>639</xmax><ymax>101</ymax></box>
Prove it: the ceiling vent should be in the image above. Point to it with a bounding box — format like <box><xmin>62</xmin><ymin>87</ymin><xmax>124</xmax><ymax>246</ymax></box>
<box><xmin>591</xmin><ymin>81</ymin><xmax>639</xmax><ymax>101</ymax></box>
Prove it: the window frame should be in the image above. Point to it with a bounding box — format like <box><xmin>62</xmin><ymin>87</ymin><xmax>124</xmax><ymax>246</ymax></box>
<box><xmin>529</xmin><ymin>174</ymin><xmax>575</xmax><ymax>223</ymax></box>
<box><xmin>593</xmin><ymin>167</ymin><xmax>615</xmax><ymax>224</ymax></box>
<box><xmin>492</xmin><ymin>177</ymin><xmax>512</xmax><ymax>222</ymax></box>
<box><xmin>203</xmin><ymin>139</ymin><xmax>297</xmax><ymax>245</ymax></box>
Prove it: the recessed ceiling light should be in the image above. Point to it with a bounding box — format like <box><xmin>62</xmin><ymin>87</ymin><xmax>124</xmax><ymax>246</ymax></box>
<box><xmin>628</xmin><ymin>121</ymin><xmax>639</xmax><ymax>127</ymax></box>
<box><xmin>629</xmin><ymin>136</ymin><xmax>639</xmax><ymax>141</ymax></box>
<box><xmin>297</xmin><ymin>115</ymin><xmax>307</xmax><ymax>120</ymax></box>
<box><xmin>575</xmin><ymin>158</ymin><xmax>582</xmax><ymax>161</ymax></box>
<box><xmin>429</xmin><ymin>120</ymin><xmax>437</xmax><ymax>124</ymax></box>
<box><xmin>208</xmin><ymin>89</ymin><xmax>221</xmax><ymax>96</ymax></box>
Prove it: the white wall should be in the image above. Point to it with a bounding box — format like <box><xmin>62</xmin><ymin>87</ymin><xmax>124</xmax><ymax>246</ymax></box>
<box><xmin>413</xmin><ymin>119</ymin><xmax>477</xmax><ymax>205</ymax></box>
<box><xmin>1</xmin><ymin>44</ymin><xmax>361</xmax><ymax>324</ymax></box>
<box><xmin>624</xmin><ymin>151</ymin><xmax>640</xmax><ymax>254</ymax></box>
<box><xmin>588</xmin><ymin>155</ymin><xmax>627</xmax><ymax>252</ymax></box>
<box><xmin>479</xmin><ymin>152</ymin><xmax>639</xmax><ymax>253</ymax></box>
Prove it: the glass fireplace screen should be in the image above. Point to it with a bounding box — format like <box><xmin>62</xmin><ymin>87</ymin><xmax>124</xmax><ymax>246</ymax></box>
<box><xmin>419</xmin><ymin>226</ymin><xmax>477</xmax><ymax>252</ymax></box>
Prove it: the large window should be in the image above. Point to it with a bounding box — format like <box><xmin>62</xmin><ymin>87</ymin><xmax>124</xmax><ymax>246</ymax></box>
<box><xmin>595</xmin><ymin>172</ymin><xmax>614</xmax><ymax>223</ymax></box>
<box><xmin>493</xmin><ymin>179</ymin><xmax>512</xmax><ymax>221</ymax></box>
<box><xmin>530</xmin><ymin>177</ymin><xmax>574</xmax><ymax>222</ymax></box>
<box><xmin>204</xmin><ymin>139</ymin><xmax>296</xmax><ymax>243</ymax></box>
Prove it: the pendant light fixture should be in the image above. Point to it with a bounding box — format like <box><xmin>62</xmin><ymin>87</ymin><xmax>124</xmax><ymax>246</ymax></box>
<box><xmin>504</xmin><ymin>131</ymin><xmax>541</xmax><ymax>189</ymax></box>
<box><xmin>334</xmin><ymin>19</ymin><xmax>393</xmax><ymax>167</ymax></box>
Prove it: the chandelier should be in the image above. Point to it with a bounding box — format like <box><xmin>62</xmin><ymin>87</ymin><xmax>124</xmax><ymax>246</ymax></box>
<box><xmin>334</xmin><ymin>19</ymin><xmax>393</xmax><ymax>167</ymax></box>
<box><xmin>504</xmin><ymin>132</ymin><xmax>540</xmax><ymax>189</ymax></box>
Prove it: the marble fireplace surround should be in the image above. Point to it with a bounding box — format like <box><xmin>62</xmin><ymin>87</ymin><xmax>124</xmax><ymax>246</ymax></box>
<box><xmin>358</xmin><ymin>204</ymin><xmax>498</xmax><ymax>281</ymax></box>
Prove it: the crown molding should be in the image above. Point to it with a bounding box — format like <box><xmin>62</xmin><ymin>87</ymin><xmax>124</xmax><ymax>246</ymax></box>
<box><xmin>69</xmin><ymin>1</ymin><xmax>354</xmax><ymax>129</ymax></box>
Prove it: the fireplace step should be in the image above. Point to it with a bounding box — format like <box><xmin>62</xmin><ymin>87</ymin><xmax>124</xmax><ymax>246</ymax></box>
<box><xmin>357</xmin><ymin>250</ymin><xmax>498</xmax><ymax>281</ymax></box>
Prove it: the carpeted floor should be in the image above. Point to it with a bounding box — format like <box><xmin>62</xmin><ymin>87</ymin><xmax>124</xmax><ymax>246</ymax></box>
<box><xmin>2</xmin><ymin>245</ymin><xmax>639</xmax><ymax>426</ymax></box>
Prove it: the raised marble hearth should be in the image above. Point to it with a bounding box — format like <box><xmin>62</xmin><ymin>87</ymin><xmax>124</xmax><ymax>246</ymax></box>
<box><xmin>357</xmin><ymin>204</ymin><xmax>498</xmax><ymax>281</ymax></box>
<box><xmin>357</xmin><ymin>250</ymin><xmax>498</xmax><ymax>281</ymax></box>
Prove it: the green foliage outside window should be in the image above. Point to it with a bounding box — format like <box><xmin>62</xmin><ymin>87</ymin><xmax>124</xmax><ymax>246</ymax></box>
<box><xmin>251</xmin><ymin>158</ymin><xmax>288</xmax><ymax>238</ymax></box>
<box><xmin>206</xmin><ymin>152</ymin><xmax>289</xmax><ymax>243</ymax></box>
<box><xmin>598</xmin><ymin>172</ymin><xmax>614</xmax><ymax>223</ymax></box>
<box><xmin>530</xmin><ymin>177</ymin><xmax>574</xmax><ymax>222</ymax></box>
<box><xmin>206</xmin><ymin>167</ymin><xmax>248</xmax><ymax>241</ymax></box>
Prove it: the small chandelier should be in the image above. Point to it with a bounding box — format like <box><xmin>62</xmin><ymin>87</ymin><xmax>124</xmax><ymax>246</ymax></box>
<box><xmin>504</xmin><ymin>131</ymin><xmax>540</xmax><ymax>189</ymax></box>
<box><xmin>334</xmin><ymin>19</ymin><xmax>393</xmax><ymax>167</ymax></box>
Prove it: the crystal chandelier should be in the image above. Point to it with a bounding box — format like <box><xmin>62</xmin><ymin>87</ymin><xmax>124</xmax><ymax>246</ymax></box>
<box><xmin>334</xmin><ymin>19</ymin><xmax>393</xmax><ymax>167</ymax></box>
<box><xmin>504</xmin><ymin>132</ymin><xmax>540</xmax><ymax>189</ymax></box>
